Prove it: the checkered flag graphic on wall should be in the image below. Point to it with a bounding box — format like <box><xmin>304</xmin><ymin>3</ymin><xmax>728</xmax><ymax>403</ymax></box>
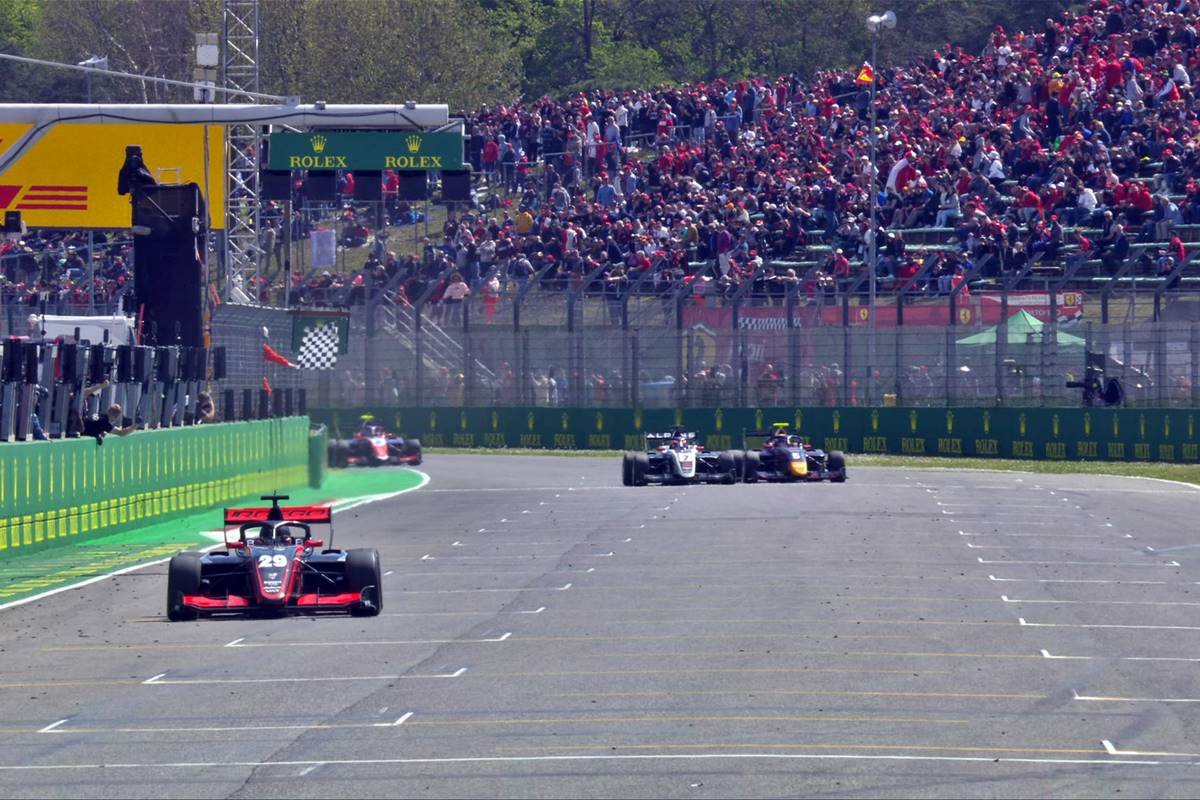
<box><xmin>295</xmin><ymin>322</ymin><xmax>340</xmax><ymax>370</ymax></box>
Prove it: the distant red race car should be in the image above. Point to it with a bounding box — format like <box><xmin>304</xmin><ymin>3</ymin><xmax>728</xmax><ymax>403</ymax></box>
<box><xmin>166</xmin><ymin>495</ymin><xmax>383</xmax><ymax>620</ymax></box>
<box><xmin>328</xmin><ymin>419</ymin><xmax>422</xmax><ymax>468</ymax></box>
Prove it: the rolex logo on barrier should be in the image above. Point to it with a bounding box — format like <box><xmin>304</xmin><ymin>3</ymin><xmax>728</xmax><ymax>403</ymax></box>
<box><xmin>310</xmin><ymin>134</ymin><xmax>327</xmax><ymax>153</ymax></box>
<box><xmin>406</xmin><ymin>134</ymin><xmax>422</xmax><ymax>153</ymax></box>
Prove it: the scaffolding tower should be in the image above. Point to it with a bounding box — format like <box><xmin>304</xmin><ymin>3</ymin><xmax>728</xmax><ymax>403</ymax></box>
<box><xmin>222</xmin><ymin>0</ymin><xmax>262</xmax><ymax>303</ymax></box>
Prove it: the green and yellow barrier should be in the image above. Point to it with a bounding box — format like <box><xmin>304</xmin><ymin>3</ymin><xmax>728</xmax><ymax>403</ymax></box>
<box><xmin>311</xmin><ymin>406</ymin><xmax>1200</xmax><ymax>464</ymax></box>
<box><xmin>0</xmin><ymin>417</ymin><xmax>311</xmax><ymax>557</ymax></box>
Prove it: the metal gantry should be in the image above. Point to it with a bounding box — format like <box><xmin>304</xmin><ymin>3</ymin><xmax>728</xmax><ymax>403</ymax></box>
<box><xmin>222</xmin><ymin>0</ymin><xmax>262</xmax><ymax>303</ymax></box>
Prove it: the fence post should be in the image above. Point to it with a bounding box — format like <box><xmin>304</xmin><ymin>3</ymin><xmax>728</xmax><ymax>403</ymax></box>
<box><xmin>520</xmin><ymin>328</ymin><xmax>531</xmax><ymax>406</ymax></box>
<box><xmin>675</xmin><ymin>293</ymin><xmax>685</xmax><ymax>408</ymax></box>
<box><xmin>944</xmin><ymin>326</ymin><xmax>953</xmax><ymax>406</ymax></box>
<box><xmin>630</xmin><ymin>330</ymin><xmax>640</xmax><ymax>408</ymax></box>
<box><xmin>786</xmin><ymin>286</ymin><xmax>798</xmax><ymax>406</ymax></box>
<box><xmin>1192</xmin><ymin>323</ymin><xmax>1200</xmax><ymax>407</ymax></box>
<box><xmin>1157</xmin><ymin>320</ymin><xmax>1169</xmax><ymax>406</ymax></box>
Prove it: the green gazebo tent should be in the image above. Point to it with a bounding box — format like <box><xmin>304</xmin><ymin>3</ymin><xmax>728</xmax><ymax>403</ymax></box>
<box><xmin>956</xmin><ymin>309</ymin><xmax>1085</xmax><ymax>349</ymax></box>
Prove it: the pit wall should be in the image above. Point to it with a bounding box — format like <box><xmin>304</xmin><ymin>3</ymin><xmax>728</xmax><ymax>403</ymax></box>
<box><xmin>0</xmin><ymin>417</ymin><xmax>312</xmax><ymax>557</ymax></box>
<box><xmin>312</xmin><ymin>407</ymin><xmax>1200</xmax><ymax>464</ymax></box>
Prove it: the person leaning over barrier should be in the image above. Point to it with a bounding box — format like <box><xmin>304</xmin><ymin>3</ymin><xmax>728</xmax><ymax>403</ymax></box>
<box><xmin>83</xmin><ymin>403</ymin><xmax>134</xmax><ymax>445</ymax></box>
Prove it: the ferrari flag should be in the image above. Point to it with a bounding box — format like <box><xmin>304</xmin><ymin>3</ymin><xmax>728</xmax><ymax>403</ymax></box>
<box><xmin>856</xmin><ymin>63</ymin><xmax>875</xmax><ymax>84</ymax></box>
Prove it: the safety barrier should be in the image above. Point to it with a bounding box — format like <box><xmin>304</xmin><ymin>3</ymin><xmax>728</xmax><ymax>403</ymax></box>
<box><xmin>308</xmin><ymin>424</ymin><xmax>328</xmax><ymax>488</ymax></box>
<box><xmin>0</xmin><ymin>416</ymin><xmax>311</xmax><ymax>557</ymax></box>
<box><xmin>312</xmin><ymin>406</ymin><xmax>1200</xmax><ymax>464</ymax></box>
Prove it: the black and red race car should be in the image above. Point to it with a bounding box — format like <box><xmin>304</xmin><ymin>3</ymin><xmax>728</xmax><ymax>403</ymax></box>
<box><xmin>166</xmin><ymin>495</ymin><xmax>383</xmax><ymax>620</ymax></box>
<box><xmin>328</xmin><ymin>417</ymin><xmax>422</xmax><ymax>468</ymax></box>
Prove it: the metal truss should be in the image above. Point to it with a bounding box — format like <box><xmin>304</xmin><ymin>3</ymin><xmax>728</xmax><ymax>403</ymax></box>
<box><xmin>222</xmin><ymin>0</ymin><xmax>262</xmax><ymax>303</ymax></box>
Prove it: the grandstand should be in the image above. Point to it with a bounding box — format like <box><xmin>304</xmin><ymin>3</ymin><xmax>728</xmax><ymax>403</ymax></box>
<box><xmin>276</xmin><ymin>0</ymin><xmax>1200</xmax><ymax>411</ymax></box>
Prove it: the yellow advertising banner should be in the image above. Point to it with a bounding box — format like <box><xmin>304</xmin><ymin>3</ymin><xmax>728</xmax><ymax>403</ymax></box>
<box><xmin>0</xmin><ymin>123</ymin><xmax>225</xmax><ymax>230</ymax></box>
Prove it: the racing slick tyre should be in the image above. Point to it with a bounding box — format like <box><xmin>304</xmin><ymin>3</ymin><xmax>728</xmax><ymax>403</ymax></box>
<box><xmin>621</xmin><ymin>452</ymin><xmax>634</xmax><ymax>486</ymax></box>
<box><xmin>405</xmin><ymin>439</ymin><xmax>423</xmax><ymax>466</ymax></box>
<box><xmin>166</xmin><ymin>552</ymin><xmax>203</xmax><ymax>621</ymax></box>
<box><xmin>729</xmin><ymin>450</ymin><xmax>745</xmax><ymax>480</ymax></box>
<box><xmin>347</xmin><ymin>548</ymin><xmax>383</xmax><ymax>617</ymax></box>
<box><xmin>717</xmin><ymin>452</ymin><xmax>737</xmax><ymax>484</ymax></box>
<box><xmin>742</xmin><ymin>450</ymin><xmax>761</xmax><ymax>483</ymax></box>
<box><xmin>827</xmin><ymin>451</ymin><xmax>847</xmax><ymax>482</ymax></box>
<box><xmin>632</xmin><ymin>453</ymin><xmax>650</xmax><ymax>486</ymax></box>
<box><xmin>328</xmin><ymin>442</ymin><xmax>349</xmax><ymax>469</ymax></box>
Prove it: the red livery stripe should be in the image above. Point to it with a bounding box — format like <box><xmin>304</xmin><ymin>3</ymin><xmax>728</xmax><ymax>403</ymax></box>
<box><xmin>29</xmin><ymin>185</ymin><xmax>86</xmax><ymax>192</ymax></box>
<box><xmin>16</xmin><ymin>203</ymin><xmax>88</xmax><ymax>210</ymax></box>
<box><xmin>22</xmin><ymin>194</ymin><xmax>88</xmax><ymax>201</ymax></box>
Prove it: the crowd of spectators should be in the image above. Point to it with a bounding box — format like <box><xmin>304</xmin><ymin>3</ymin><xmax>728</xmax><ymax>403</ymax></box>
<box><xmin>269</xmin><ymin>0</ymin><xmax>1200</xmax><ymax>319</ymax></box>
<box><xmin>0</xmin><ymin>231</ymin><xmax>132</xmax><ymax>327</ymax></box>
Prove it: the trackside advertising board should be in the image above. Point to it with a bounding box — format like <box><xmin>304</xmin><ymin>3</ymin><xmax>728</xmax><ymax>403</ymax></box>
<box><xmin>312</xmin><ymin>406</ymin><xmax>1200</xmax><ymax>463</ymax></box>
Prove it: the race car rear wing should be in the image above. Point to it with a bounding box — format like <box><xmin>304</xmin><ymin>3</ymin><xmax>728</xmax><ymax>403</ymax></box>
<box><xmin>645</xmin><ymin>431</ymin><xmax>698</xmax><ymax>440</ymax></box>
<box><xmin>742</xmin><ymin>425</ymin><xmax>803</xmax><ymax>449</ymax></box>
<box><xmin>225</xmin><ymin>506</ymin><xmax>333</xmax><ymax>525</ymax></box>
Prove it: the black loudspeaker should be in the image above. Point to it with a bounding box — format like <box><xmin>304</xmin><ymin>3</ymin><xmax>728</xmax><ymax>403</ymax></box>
<box><xmin>194</xmin><ymin>348</ymin><xmax>208</xmax><ymax>381</ymax></box>
<box><xmin>242</xmin><ymin>388</ymin><xmax>253</xmax><ymax>421</ymax></box>
<box><xmin>258</xmin><ymin>389</ymin><xmax>270</xmax><ymax>419</ymax></box>
<box><xmin>281</xmin><ymin>388</ymin><xmax>293</xmax><ymax>416</ymax></box>
<box><xmin>23</xmin><ymin>343</ymin><xmax>39</xmax><ymax>384</ymax></box>
<box><xmin>133</xmin><ymin>183</ymin><xmax>205</xmax><ymax>348</ymax></box>
<box><xmin>133</xmin><ymin>346</ymin><xmax>153</xmax><ymax>383</ymax></box>
<box><xmin>212</xmin><ymin>346</ymin><xmax>226</xmax><ymax>381</ymax></box>
<box><xmin>304</xmin><ymin>172</ymin><xmax>338</xmax><ymax>202</ymax></box>
<box><xmin>397</xmin><ymin>170</ymin><xmax>427</xmax><ymax>201</ymax></box>
<box><xmin>3</xmin><ymin>211</ymin><xmax>21</xmax><ymax>233</ymax></box>
<box><xmin>87</xmin><ymin>344</ymin><xmax>105</xmax><ymax>384</ymax></box>
<box><xmin>296</xmin><ymin>387</ymin><xmax>306</xmax><ymax>415</ymax></box>
<box><xmin>355</xmin><ymin>171</ymin><xmax>383</xmax><ymax>201</ymax></box>
<box><xmin>60</xmin><ymin>343</ymin><xmax>80</xmax><ymax>383</ymax></box>
<box><xmin>116</xmin><ymin>345</ymin><xmax>133</xmax><ymax>383</ymax></box>
<box><xmin>272</xmin><ymin>388</ymin><xmax>284</xmax><ymax>418</ymax></box>
<box><xmin>177</xmin><ymin>347</ymin><xmax>192</xmax><ymax>383</ymax></box>
<box><xmin>441</xmin><ymin>169</ymin><xmax>472</xmax><ymax>203</ymax></box>
<box><xmin>3</xmin><ymin>339</ymin><xmax>23</xmax><ymax>382</ymax></box>
<box><xmin>221</xmin><ymin>388</ymin><xmax>234</xmax><ymax>421</ymax></box>
<box><xmin>154</xmin><ymin>347</ymin><xmax>176</xmax><ymax>382</ymax></box>
<box><xmin>261</xmin><ymin>170</ymin><xmax>293</xmax><ymax>201</ymax></box>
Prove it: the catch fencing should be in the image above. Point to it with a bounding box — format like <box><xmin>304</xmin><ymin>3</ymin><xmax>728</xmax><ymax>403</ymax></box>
<box><xmin>287</xmin><ymin>265</ymin><xmax>1200</xmax><ymax>411</ymax></box>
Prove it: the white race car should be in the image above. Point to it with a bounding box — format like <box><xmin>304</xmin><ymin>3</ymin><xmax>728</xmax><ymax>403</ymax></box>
<box><xmin>621</xmin><ymin>429</ymin><xmax>738</xmax><ymax>486</ymax></box>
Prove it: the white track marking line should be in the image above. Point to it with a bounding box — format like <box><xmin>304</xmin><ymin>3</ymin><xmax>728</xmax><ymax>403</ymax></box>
<box><xmin>1004</xmin><ymin>595</ymin><xmax>1200</xmax><ymax>607</ymax></box>
<box><xmin>399</xmin><ymin>583</ymin><xmax>571</xmax><ymax>594</ymax></box>
<box><xmin>978</xmin><ymin>557</ymin><xmax>1179</xmax><ymax>567</ymax></box>
<box><xmin>966</xmin><ymin>543</ymin><xmax>1134</xmax><ymax>553</ymax></box>
<box><xmin>226</xmin><ymin>633</ymin><xmax>513</xmax><ymax>648</ymax></box>
<box><xmin>1104</xmin><ymin>741</ymin><xmax>1200</xmax><ymax>758</ymax></box>
<box><xmin>0</xmin><ymin>752</ymin><xmax>1174</xmax><ymax>772</ymax></box>
<box><xmin>224</xmin><ymin>638</ymin><xmax>244</xmax><ymax>648</ymax></box>
<box><xmin>1043</xmin><ymin>649</ymin><xmax>1200</xmax><ymax>663</ymax></box>
<box><xmin>959</xmin><ymin>530</ymin><xmax>1108</xmax><ymax>539</ymax></box>
<box><xmin>373</xmin><ymin>608</ymin><xmax>543</xmax><ymax>618</ymax></box>
<box><xmin>391</xmin><ymin>568</ymin><xmax>593</xmax><ymax>577</ymax></box>
<box><xmin>298</xmin><ymin>763</ymin><xmax>322</xmax><ymax>776</ymax></box>
<box><xmin>989</xmin><ymin>574</ymin><xmax>1183</xmax><ymax>586</ymax></box>
<box><xmin>38</xmin><ymin>719</ymin><xmax>68</xmax><ymax>733</ymax></box>
<box><xmin>374</xmin><ymin>712</ymin><xmax>414</xmax><ymax>728</ymax></box>
<box><xmin>1074</xmin><ymin>689</ymin><xmax>1200</xmax><ymax>703</ymax></box>
<box><xmin>141</xmin><ymin>670</ymin><xmax>466</xmax><ymax>685</ymax></box>
<box><xmin>0</xmin><ymin>470</ymin><xmax>430</xmax><ymax>614</ymax></box>
<box><xmin>1020</xmin><ymin>617</ymin><xmax>1200</xmax><ymax>632</ymax></box>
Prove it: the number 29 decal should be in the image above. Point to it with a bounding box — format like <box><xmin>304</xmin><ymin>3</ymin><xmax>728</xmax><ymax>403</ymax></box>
<box><xmin>258</xmin><ymin>554</ymin><xmax>288</xmax><ymax>569</ymax></box>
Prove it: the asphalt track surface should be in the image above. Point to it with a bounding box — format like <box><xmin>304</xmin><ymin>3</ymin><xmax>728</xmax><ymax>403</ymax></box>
<box><xmin>2</xmin><ymin>455</ymin><xmax>1200</xmax><ymax>799</ymax></box>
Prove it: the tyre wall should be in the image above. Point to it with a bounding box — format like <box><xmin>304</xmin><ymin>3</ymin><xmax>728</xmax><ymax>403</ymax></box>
<box><xmin>311</xmin><ymin>406</ymin><xmax>1200</xmax><ymax>464</ymax></box>
<box><xmin>0</xmin><ymin>417</ymin><xmax>311</xmax><ymax>558</ymax></box>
